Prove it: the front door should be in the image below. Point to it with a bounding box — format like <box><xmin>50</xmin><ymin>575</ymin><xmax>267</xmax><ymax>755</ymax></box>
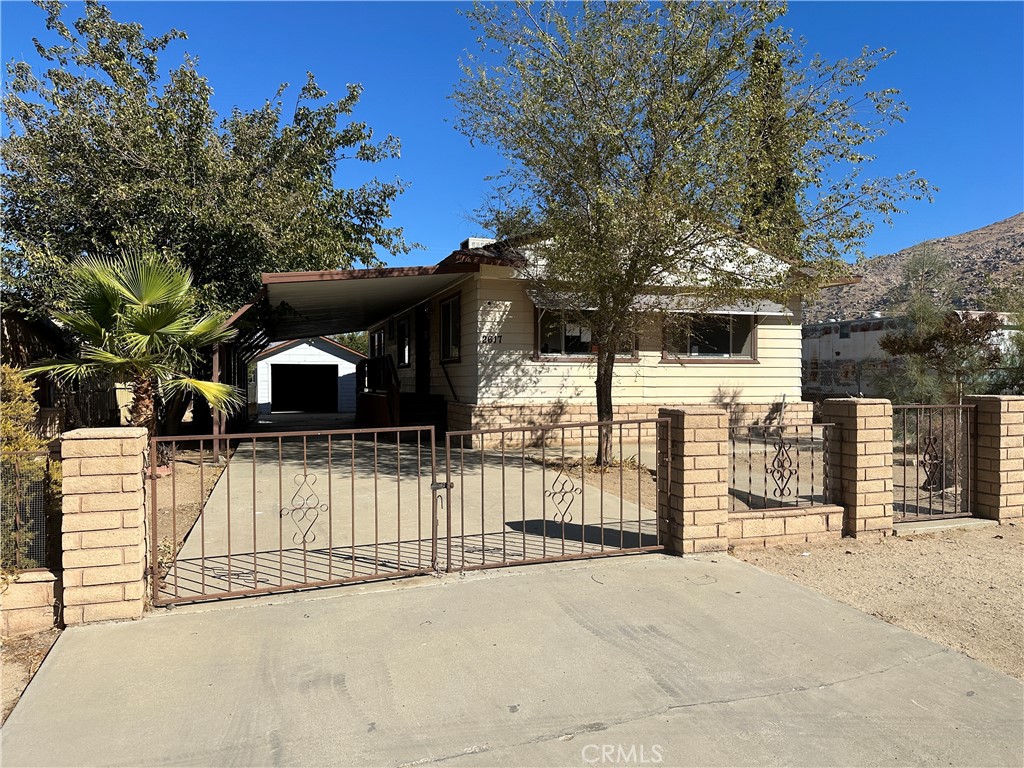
<box><xmin>415</xmin><ymin>303</ymin><xmax>431</xmax><ymax>395</ymax></box>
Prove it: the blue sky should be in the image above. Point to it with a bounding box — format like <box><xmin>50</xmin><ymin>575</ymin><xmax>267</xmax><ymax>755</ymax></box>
<box><xmin>2</xmin><ymin>1</ymin><xmax>1022</xmax><ymax>268</ymax></box>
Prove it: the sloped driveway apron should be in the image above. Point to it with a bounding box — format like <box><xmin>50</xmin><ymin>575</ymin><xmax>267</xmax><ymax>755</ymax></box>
<box><xmin>2</xmin><ymin>555</ymin><xmax>1021</xmax><ymax>767</ymax></box>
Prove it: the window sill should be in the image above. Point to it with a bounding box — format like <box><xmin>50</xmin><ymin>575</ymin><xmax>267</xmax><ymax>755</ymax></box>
<box><xmin>660</xmin><ymin>356</ymin><xmax>759</xmax><ymax>365</ymax></box>
<box><xmin>531</xmin><ymin>355</ymin><xmax>641</xmax><ymax>364</ymax></box>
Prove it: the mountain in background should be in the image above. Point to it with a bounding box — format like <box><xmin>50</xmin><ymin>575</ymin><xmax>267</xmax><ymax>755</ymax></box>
<box><xmin>804</xmin><ymin>212</ymin><xmax>1024</xmax><ymax>323</ymax></box>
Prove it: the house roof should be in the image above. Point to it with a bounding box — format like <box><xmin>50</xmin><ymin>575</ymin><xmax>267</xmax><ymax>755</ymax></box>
<box><xmin>255</xmin><ymin>263</ymin><xmax>476</xmax><ymax>340</ymax></box>
<box><xmin>251</xmin><ymin>336</ymin><xmax>368</xmax><ymax>363</ymax></box>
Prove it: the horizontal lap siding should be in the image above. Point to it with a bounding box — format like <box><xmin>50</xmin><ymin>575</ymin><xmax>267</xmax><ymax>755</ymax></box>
<box><xmin>476</xmin><ymin>279</ymin><xmax>801</xmax><ymax>405</ymax></box>
<box><xmin>255</xmin><ymin>342</ymin><xmax>359</xmax><ymax>413</ymax></box>
<box><xmin>433</xmin><ymin>279</ymin><xmax>479</xmax><ymax>404</ymax></box>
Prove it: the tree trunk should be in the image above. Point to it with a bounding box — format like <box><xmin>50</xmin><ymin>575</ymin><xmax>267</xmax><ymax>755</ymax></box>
<box><xmin>129</xmin><ymin>375</ymin><xmax>161</xmax><ymax>464</ymax></box>
<box><xmin>595</xmin><ymin>344</ymin><xmax>616</xmax><ymax>466</ymax></box>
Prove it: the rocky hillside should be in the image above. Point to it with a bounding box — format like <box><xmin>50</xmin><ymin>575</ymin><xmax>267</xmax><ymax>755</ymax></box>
<box><xmin>805</xmin><ymin>212</ymin><xmax>1024</xmax><ymax>322</ymax></box>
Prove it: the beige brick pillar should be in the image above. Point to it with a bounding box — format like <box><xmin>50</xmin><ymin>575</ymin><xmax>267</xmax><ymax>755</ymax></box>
<box><xmin>657</xmin><ymin>407</ymin><xmax>729</xmax><ymax>554</ymax></box>
<box><xmin>821</xmin><ymin>399</ymin><xmax>893</xmax><ymax>538</ymax></box>
<box><xmin>964</xmin><ymin>395</ymin><xmax>1024</xmax><ymax>522</ymax></box>
<box><xmin>61</xmin><ymin>427</ymin><xmax>148</xmax><ymax>624</ymax></box>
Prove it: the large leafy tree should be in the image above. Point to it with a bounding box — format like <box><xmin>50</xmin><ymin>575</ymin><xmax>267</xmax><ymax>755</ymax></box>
<box><xmin>453</xmin><ymin>1</ymin><xmax>933</xmax><ymax>461</ymax></box>
<box><xmin>26</xmin><ymin>250</ymin><xmax>241</xmax><ymax>440</ymax></box>
<box><xmin>2</xmin><ymin>0</ymin><xmax>412</xmax><ymax>315</ymax></box>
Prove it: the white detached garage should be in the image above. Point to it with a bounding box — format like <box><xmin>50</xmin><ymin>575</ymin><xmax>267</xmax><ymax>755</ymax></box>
<box><xmin>252</xmin><ymin>337</ymin><xmax>366</xmax><ymax>415</ymax></box>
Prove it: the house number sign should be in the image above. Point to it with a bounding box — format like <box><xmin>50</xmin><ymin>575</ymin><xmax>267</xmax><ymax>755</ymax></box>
<box><xmin>480</xmin><ymin>334</ymin><xmax>503</xmax><ymax>345</ymax></box>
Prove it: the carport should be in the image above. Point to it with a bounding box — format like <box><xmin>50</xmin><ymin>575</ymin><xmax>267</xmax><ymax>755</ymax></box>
<box><xmin>212</xmin><ymin>246</ymin><xmax>511</xmax><ymax>439</ymax></box>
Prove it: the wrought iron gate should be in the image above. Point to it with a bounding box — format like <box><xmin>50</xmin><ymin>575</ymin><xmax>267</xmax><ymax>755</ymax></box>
<box><xmin>149</xmin><ymin>419</ymin><xmax>668</xmax><ymax>605</ymax></box>
<box><xmin>150</xmin><ymin>426</ymin><xmax>439</xmax><ymax>605</ymax></box>
<box><xmin>442</xmin><ymin>418</ymin><xmax>668</xmax><ymax>572</ymax></box>
<box><xmin>892</xmin><ymin>404</ymin><xmax>975</xmax><ymax>521</ymax></box>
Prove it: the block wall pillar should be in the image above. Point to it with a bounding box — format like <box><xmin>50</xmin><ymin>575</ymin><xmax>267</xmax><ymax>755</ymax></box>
<box><xmin>964</xmin><ymin>395</ymin><xmax>1024</xmax><ymax>522</ymax></box>
<box><xmin>60</xmin><ymin>427</ymin><xmax>148</xmax><ymax>624</ymax></box>
<box><xmin>658</xmin><ymin>407</ymin><xmax>729</xmax><ymax>554</ymax></box>
<box><xmin>821</xmin><ymin>399</ymin><xmax>893</xmax><ymax>538</ymax></box>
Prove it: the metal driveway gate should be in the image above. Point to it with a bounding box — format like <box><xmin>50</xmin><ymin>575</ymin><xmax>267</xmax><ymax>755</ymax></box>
<box><xmin>150</xmin><ymin>419</ymin><xmax>668</xmax><ymax>605</ymax></box>
<box><xmin>442</xmin><ymin>418</ymin><xmax>668</xmax><ymax>572</ymax></box>
<box><xmin>150</xmin><ymin>426</ymin><xmax>439</xmax><ymax>605</ymax></box>
<box><xmin>892</xmin><ymin>404</ymin><xmax>975</xmax><ymax>521</ymax></box>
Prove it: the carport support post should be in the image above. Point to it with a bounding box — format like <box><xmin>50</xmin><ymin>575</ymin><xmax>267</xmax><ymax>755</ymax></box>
<box><xmin>820</xmin><ymin>399</ymin><xmax>893</xmax><ymax>538</ymax></box>
<box><xmin>964</xmin><ymin>395</ymin><xmax>1024</xmax><ymax>522</ymax></box>
<box><xmin>657</xmin><ymin>407</ymin><xmax>730</xmax><ymax>554</ymax></box>
<box><xmin>60</xmin><ymin>428</ymin><xmax>149</xmax><ymax>624</ymax></box>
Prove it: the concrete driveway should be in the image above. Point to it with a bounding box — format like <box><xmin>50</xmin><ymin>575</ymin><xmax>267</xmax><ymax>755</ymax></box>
<box><xmin>3</xmin><ymin>555</ymin><xmax>1022</xmax><ymax>767</ymax></box>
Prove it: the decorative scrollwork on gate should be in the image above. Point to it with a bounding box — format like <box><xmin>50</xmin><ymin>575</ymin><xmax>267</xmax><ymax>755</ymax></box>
<box><xmin>280</xmin><ymin>473</ymin><xmax>327</xmax><ymax>545</ymax></box>
<box><xmin>767</xmin><ymin>435</ymin><xmax>796</xmax><ymax>498</ymax></box>
<box><xmin>921</xmin><ymin>434</ymin><xmax>945</xmax><ymax>490</ymax></box>
<box><xmin>545</xmin><ymin>465</ymin><xmax>582</xmax><ymax>523</ymax></box>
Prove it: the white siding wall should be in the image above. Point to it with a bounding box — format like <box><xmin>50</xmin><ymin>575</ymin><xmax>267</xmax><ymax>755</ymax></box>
<box><xmin>368</xmin><ymin>270</ymin><xmax>802</xmax><ymax>407</ymax></box>
<box><xmin>255</xmin><ymin>341</ymin><xmax>359</xmax><ymax>414</ymax></box>
<box><xmin>475</xmin><ymin>276</ymin><xmax>802</xmax><ymax>405</ymax></box>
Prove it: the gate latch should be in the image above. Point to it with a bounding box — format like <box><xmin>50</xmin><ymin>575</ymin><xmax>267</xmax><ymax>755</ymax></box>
<box><xmin>431</xmin><ymin>481</ymin><xmax>454</xmax><ymax>491</ymax></box>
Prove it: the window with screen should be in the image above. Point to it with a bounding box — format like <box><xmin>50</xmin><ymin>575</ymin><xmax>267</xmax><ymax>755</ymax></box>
<box><xmin>396</xmin><ymin>317</ymin><xmax>410</xmax><ymax>367</ymax></box>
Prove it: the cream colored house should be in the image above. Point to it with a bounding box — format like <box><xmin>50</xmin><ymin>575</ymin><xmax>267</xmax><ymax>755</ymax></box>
<box><xmin>362</xmin><ymin>240</ymin><xmax>807</xmax><ymax>431</ymax></box>
<box><xmin>225</xmin><ymin>237</ymin><xmax>811</xmax><ymax>434</ymax></box>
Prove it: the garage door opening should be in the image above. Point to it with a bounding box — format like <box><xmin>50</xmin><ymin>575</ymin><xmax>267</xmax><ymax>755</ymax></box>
<box><xmin>271</xmin><ymin>364</ymin><xmax>337</xmax><ymax>412</ymax></box>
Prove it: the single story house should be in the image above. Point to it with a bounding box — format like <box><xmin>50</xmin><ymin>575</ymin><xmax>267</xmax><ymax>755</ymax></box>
<box><xmin>222</xmin><ymin>237</ymin><xmax>826</xmax><ymax>434</ymax></box>
<box><xmin>249</xmin><ymin>337</ymin><xmax>365</xmax><ymax>416</ymax></box>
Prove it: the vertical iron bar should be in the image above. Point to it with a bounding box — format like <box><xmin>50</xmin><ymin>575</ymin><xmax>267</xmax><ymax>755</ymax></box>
<box><xmin>302</xmin><ymin>436</ymin><xmax>309</xmax><ymax>581</ymax></box>
<box><xmin>278</xmin><ymin>438</ymin><xmax>283</xmax><ymax>586</ymax></box>
<box><xmin>171</xmin><ymin>441</ymin><xmax>178</xmax><ymax>598</ymax></box>
<box><xmin>501</xmin><ymin>432</ymin><xmax>507</xmax><ymax>563</ymax></box>
<box><xmin>150</xmin><ymin>438</ymin><xmax>159</xmax><ymax>603</ymax></box>
<box><xmin>417</xmin><ymin>432</ymin><xmax>423</xmax><ymax>570</ymax></box>
<box><xmin>619</xmin><ymin>427</ymin><xmax>624</xmax><ymax>546</ymax></box>
<box><xmin>327</xmin><ymin>435</ymin><xmax>333</xmax><ymax>581</ymax></box>
<box><xmin>225</xmin><ymin>438</ymin><xmax>232</xmax><ymax>593</ymax></box>
<box><xmin>251</xmin><ymin>438</ymin><xmax>257</xmax><ymax>589</ymax></box>
<box><xmin>351</xmin><ymin>435</ymin><xmax>356</xmax><ymax>578</ymax></box>
<box><xmin>541</xmin><ymin>432</ymin><xmax>547</xmax><ymax>558</ymax></box>
<box><xmin>560</xmin><ymin>427</ymin><xmax>566</xmax><ymax>556</ymax></box>
<box><xmin>637</xmin><ymin>426</ymin><xmax>642</xmax><ymax>547</ymax></box>
<box><xmin>521</xmin><ymin>434</ymin><xmax>527</xmax><ymax>560</ymax></box>
<box><xmin>430</xmin><ymin>427</ymin><xmax>438</xmax><ymax>572</ymax></box>
<box><xmin>396</xmin><ymin>431</ymin><xmax>402</xmax><ymax>570</ymax></box>
<box><xmin>460</xmin><ymin>437</ymin><xmax>466</xmax><ymax>569</ymax></box>
<box><xmin>480</xmin><ymin>436</ymin><xmax>486</xmax><ymax>564</ymax></box>
<box><xmin>599</xmin><ymin>424</ymin><xmax>605</xmax><ymax>553</ymax></box>
<box><xmin>199</xmin><ymin>440</ymin><xmax>206</xmax><ymax>596</ymax></box>
<box><xmin>373</xmin><ymin>433</ymin><xmax>379</xmax><ymax>574</ymax></box>
<box><xmin>580</xmin><ymin>426</ymin><xmax>586</xmax><ymax>555</ymax></box>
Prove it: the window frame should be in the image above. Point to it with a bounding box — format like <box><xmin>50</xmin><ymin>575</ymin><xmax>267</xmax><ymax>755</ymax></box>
<box><xmin>440</xmin><ymin>293</ymin><xmax>461</xmax><ymax>363</ymax></box>
<box><xmin>532</xmin><ymin>307</ymin><xmax>639</xmax><ymax>363</ymax></box>
<box><xmin>396</xmin><ymin>316</ymin><xmax>411</xmax><ymax>368</ymax></box>
<box><xmin>661</xmin><ymin>314</ymin><xmax>759</xmax><ymax>364</ymax></box>
<box><xmin>368</xmin><ymin>327</ymin><xmax>386</xmax><ymax>359</ymax></box>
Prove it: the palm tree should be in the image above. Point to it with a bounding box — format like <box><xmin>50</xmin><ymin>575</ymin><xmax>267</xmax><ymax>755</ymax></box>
<box><xmin>27</xmin><ymin>249</ymin><xmax>242</xmax><ymax>441</ymax></box>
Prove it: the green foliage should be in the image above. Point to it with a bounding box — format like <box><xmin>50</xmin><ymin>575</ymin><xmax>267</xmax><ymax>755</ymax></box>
<box><xmin>879</xmin><ymin>313</ymin><xmax>1003</xmax><ymax>403</ymax></box>
<box><xmin>877</xmin><ymin>248</ymin><xmax>1003</xmax><ymax>402</ymax></box>
<box><xmin>2</xmin><ymin>0</ymin><xmax>413</xmax><ymax>316</ymax></box>
<box><xmin>0</xmin><ymin>366</ymin><xmax>52</xmax><ymax>574</ymax></box>
<box><xmin>739</xmin><ymin>34</ymin><xmax>802</xmax><ymax>262</ymax></box>
<box><xmin>331</xmin><ymin>332</ymin><xmax>369</xmax><ymax>357</ymax></box>
<box><xmin>453</xmin><ymin>1</ymin><xmax>934</xmax><ymax>452</ymax></box>
<box><xmin>25</xmin><ymin>248</ymin><xmax>243</xmax><ymax>437</ymax></box>
<box><xmin>0</xmin><ymin>365</ymin><xmax>46</xmax><ymax>454</ymax></box>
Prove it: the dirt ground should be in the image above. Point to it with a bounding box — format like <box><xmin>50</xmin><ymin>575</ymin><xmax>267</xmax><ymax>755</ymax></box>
<box><xmin>736</xmin><ymin>521</ymin><xmax>1024</xmax><ymax>680</ymax></box>
<box><xmin>529</xmin><ymin>453</ymin><xmax>659</xmax><ymax>510</ymax></box>
<box><xmin>152</xmin><ymin>448</ymin><xmax>226</xmax><ymax>574</ymax></box>
<box><xmin>1</xmin><ymin>628</ymin><xmax>60</xmax><ymax>724</ymax></box>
